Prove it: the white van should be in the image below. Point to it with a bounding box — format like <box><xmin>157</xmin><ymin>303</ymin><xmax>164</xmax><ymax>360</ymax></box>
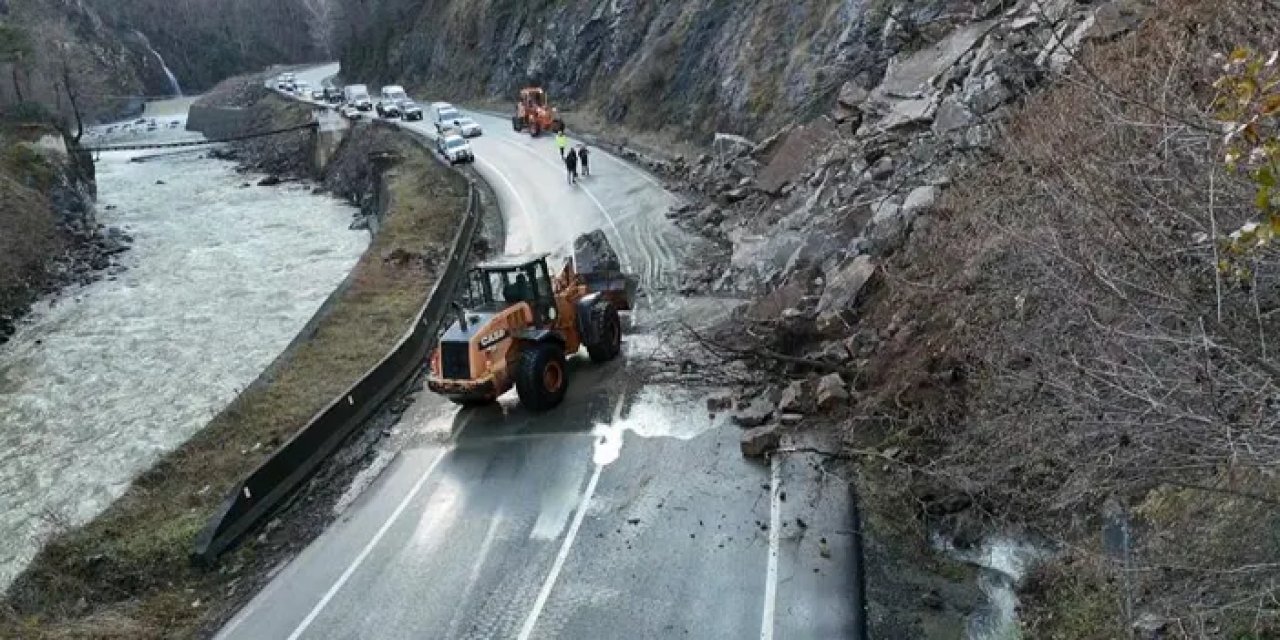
<box><xmin>344</xmin><ymin>84</ymin><xmax>373</xmax><ymax>111</ymax></box>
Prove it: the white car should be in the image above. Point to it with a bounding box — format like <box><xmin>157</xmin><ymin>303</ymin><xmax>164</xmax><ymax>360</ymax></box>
<box><xmin>452</xmin><ymin>116</ymin><xmax>483</xmax><ymax>138</ymax></box>
<box><xmin>431</xmin><ymin>102</ymin><xmax>463</xmax><ymax>133</ymax></box>
<box><xmin>436</xmin><ymin>134</ymin><xmax>474</xmax><ymax>165</ymax></box>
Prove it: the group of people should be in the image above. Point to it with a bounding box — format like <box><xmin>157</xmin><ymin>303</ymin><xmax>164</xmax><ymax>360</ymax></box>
<box><xmin>555</xmin><ymin>132</ymin><xmax>590</xmax><ymax>184</ymax></box>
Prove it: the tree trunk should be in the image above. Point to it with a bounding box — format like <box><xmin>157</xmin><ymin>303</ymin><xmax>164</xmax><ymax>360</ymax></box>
<box><xmin>12</xmin><ymin>64</ymin><xmax>23</xmax><ymax>103</ymax></box>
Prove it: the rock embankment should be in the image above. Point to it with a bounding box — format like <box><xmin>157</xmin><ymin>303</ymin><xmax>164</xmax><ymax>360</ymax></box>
<box><xmin>0</xmin><ymin>131</ymin><xmax>130</xmax><ymax>344</ymax></box>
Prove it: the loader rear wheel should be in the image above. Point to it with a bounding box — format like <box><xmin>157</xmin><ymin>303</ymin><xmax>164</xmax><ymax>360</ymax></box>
<box><xmin>585</xmin><ymin>303</ymin><xmax>622</xmax><ymax>363</ymax></box>
<box><xmin>516</xmin><ymin>343</ymin><xmax>568</xmax><ymax>411</ymax></box>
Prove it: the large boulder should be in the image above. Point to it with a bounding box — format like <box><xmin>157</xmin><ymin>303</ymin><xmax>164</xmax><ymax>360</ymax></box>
<box><xmin>933</xmin><ymin>97</ymin><xmax>976</xmax><ymax>133</ymax></box>
<box><xmin>741</xmin><ymin>424</ymin><xmax>782</xmax><ymax>457</ymax></box>
<box><xmin>871</xmin><ymin>21</ymin><xmax>996</xmax><ymax>100</ymax></box>
<box><xmin>815</xmin><ymin>373</ymin><xmax>850</xmax><ymax>410</ymax></box>
<box><xmin>732</xmin><ymin>397</ymin><xmax>775</xmax><ymax>428</ymax></box>
<box><xmin>816</xmin><ymin>256</ymin><xmax>876</xmax><ymax>315</ymax></box>
<box><xmin>756</xmin><ymin>118</ymin><xmax>837</xmax><ymax>196</ymax></box>
<box><xmin>778</xmin><ymin>380</ymin><xmax>810</xmax><ymax>414</ymax></box>
<box><xmin>902</xmin><ymin>185</ymin><xmax>940</xmax><ymax>215</ymax></box>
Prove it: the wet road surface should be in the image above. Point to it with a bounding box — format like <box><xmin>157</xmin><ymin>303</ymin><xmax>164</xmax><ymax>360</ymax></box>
<box><xmin>217</xmin><ymin>65</ymin><xmax>861</xmax><ymax>639</ymax></box>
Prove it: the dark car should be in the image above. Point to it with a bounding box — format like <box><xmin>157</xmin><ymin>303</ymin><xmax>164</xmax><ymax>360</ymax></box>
<box><xmin>376</xmin><ymin>100</ymin><xmax>402</xmax><ymax>119</ymax></box>
<box><xmin>399</xmin><ymin>99</ymin><xmax>424</xmax><ymax>121</ymax></box>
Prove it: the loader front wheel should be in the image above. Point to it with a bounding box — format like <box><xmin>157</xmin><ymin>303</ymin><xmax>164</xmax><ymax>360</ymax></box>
<box><xmin>512</xmin><ymin>116</ymin><xmax>522</xmax><ymax>131</ymax></box>
<box><xmin>585</xmin><ymin>303</ymin><xmax>622</xmax><ymax>363</ymax></box>
<box><xmin>516</xmin><ymin>343</ymin><xmax>568</xmax><ymax>411</ymax></box>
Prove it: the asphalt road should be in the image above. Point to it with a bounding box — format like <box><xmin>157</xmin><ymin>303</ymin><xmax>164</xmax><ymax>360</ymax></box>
<box><xmin>217</xmin><ymin>65</ymin><xmax>861</xmax><ymax>640</ymax></box>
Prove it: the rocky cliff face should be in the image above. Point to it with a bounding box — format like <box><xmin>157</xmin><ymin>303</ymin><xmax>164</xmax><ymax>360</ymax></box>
<box><xmin>86</xmin><ymin>0</ymin><xmax>329</xmax><ymax>93</ymax></box>
<box><xmin>336</xmin><ymin>0</ymin><xmax>937</xmax><ymax>139</ymax></box>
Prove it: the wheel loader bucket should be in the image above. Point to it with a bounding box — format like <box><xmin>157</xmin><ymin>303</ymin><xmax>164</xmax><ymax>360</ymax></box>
<box><xmin>573</xmin><ymin>230</ymin><xmax>637</xmax><ymax>311</ymax></box>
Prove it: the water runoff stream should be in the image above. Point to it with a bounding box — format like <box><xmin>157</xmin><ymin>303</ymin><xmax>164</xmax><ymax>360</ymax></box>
<box><xmin>0</xmin><ymin>100</ymin><xmax>367</xmax><ymax>587</ymax></box>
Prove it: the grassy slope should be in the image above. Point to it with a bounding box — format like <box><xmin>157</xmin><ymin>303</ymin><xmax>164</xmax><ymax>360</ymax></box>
<box><xmin>0</xmin><ymin>126</ymin><xmax>470</xmax><ymax>639</ymax></box>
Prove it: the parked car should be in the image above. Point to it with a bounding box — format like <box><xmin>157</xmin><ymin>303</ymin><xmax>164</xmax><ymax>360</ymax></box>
<box><xmin>431</xmin><ymin>102</ymin><xmax>463</xmax><ymax>134</ymax></box>
<box><xmin>400</xmin><ymin>99</ymin><xmax>424</xmax><ymax>121</ymax></box>
<box><xmin>340</xmin><ymin>105</ymin><xmax>363</xmax><ymax>121</ymax></box>
<box><xmin>436</xmin><ymin>133</ymin><xmax>474</xmax><ymax>165</ymax></box>
<box><xmin>323</xmin><ymin>86</ymin><xmax>344</xmax><ymax>104</ymax></box>
<box><xmin>344</xmin><ymin>84</ymin><xmax>373</xmax><ymax>111</ymax></box>
<box><xmin>311</xmin><ymin>89</ymin><xmax>325</xmax><ymax>101</ymax></box>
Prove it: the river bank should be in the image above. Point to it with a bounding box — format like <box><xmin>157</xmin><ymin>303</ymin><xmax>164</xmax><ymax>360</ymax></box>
<box><xmin>0</xmin><ymin>87</ymin><xmax>477</xmax><ymax>637</ymax></box>
<box><xmin>0</xmin><ymin>127</ymin><xmax>369</xmax><ymax>589</ymax></box>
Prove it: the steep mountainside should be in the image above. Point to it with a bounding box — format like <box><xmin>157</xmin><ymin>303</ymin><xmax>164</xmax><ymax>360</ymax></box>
<box><xmin>85</xmin><ymin>0</ymin><xmax>329</xmax><ymax>93</ymax></box>
<box><xmin>336</xmin><ymin>0</ymin><xmax>929</xmax><ymax>139</ymax></box>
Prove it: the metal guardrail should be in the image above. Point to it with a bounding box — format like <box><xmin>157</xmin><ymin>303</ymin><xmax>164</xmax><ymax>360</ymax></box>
<box><xmin>192</xmin><ymin>183</ymin><xmax>480</xmax><ymax>565</ymax></box>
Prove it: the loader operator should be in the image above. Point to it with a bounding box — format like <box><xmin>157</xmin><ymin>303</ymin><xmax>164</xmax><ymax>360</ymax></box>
<box><xmin>504</xmin><ymin>273</ymin><xmax>532</xmax><ymax>303</ymax></box>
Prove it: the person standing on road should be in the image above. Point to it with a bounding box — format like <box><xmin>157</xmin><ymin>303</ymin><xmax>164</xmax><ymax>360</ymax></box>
<box><xmin>577</xmin><ymin>144</ymin><xmax>591</xmax><ymax>178</ymax></box>
<box><xmin>556</xmin><ymin>131</ymin><xmax>569</xmax><ymax>159</ymax></box>
<box><xmin>564</xmin><ymin>146</ymin><xmax>579</xmax><ymax>185</ymax></box>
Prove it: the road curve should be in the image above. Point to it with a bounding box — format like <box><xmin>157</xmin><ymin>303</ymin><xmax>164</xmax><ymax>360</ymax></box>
<box><xmin>216</xmin><ymin>64</ymin><xmax>862</xmax><ymax>640</ymax></box>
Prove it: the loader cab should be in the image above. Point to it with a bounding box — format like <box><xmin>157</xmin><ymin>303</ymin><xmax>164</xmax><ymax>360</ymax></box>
<box><xmin>521</xmin><ymin>88</ymin><xmax>547</xmax><ymax>108</ymax></box>
<box><xmin>465</xmin><ymin>254</ymin><xmax>557</xmax><ymax>324</ymax></box>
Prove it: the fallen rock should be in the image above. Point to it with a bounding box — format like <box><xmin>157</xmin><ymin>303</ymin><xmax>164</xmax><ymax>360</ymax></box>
<box><xmin>816</xmin><ymin>256</ymin><xmax>876</xmax><ymax>315</ymax></box>
<box><xmin>756</xmin><ymin>119</ymin><xmax>837</xmax><ymax>196</ymax></box>
<box><xmin>815</xmin><ymin>373</ymin><xmax>850</xmax><ymax>410</ymax></box>
<box><xmin>873</xmin><ymin>21</ymin><xmax>996</xmax><ymax>99</ymax></box>
<box><xmin>778</xmin><ymin>380</ymin><xmax>809</xmax><ymax>413</ymax></box>
<box><xmin>740</xmin><ymin>424</ymin><xmax>782</xmax><ymax>457</ymax></box>
<box><xmin>902</xmin><ymin>185</ymin><xmax>940</xmax><ymax>215</ymax></box>
<box><xmin>867</xmin><ymin>156</ymin><xmax>895</xmax><ymax>181</ymax></box>
<box><xmin>837</xmin><ymin>81</ymin><xmax>870</xmax><ymax>108</ymax></box>
<box><xmin>874</xmin><ymin>97</ymin><xmax>937</xmax><ymax>131</ymax></box>
<box><xmin>257</xmin><ymin>175</ymin><xmax>282</xmax><ymax>187</ymax></box>
<box><xmin>713</xmin><ymin>132</ymin><xmax>756</xmax><ymax>160</ymax></box>
<box><xmin>732</xmin><ymin>397</ymin><xmax>775</xmax><ymax>428</ymax></box>
<box><xmin>1087</xmin><ymin>0</ymin><xmax>1150</xmax><ymax>41</ymax></box>
<box><xmin>706</xmin><ymin>394</ymin><xmax>733</xmax><ymax>413</ymax></box>
<box><xmin>933</xmin><ymin>97</ymin><xmax>976</xmax><ymax>133</ymax></box>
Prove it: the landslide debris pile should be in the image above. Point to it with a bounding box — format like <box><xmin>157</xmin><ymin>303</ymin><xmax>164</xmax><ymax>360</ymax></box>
<box><xmin>667</xmin><ymin>0</ymin><xmax>1280</xmax><ymax>635</ymax></box>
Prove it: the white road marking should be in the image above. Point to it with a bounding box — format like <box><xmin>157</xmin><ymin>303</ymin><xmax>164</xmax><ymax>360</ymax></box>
<box><xmin>285</xmin><ymin>413</ymin><xmax>474</xmax><ymax>640</ymax></box>
<box><xmin>444</xmin><ymin>506</ymin><xmax>506</xmax><ymax>636</ymax></box>
<box><xmin>516</xmin><ymin>392</ymin><xmax>625</xmax><ymax>640</ymax></box>
<box><xmin>761</xmin><ymin>455</ymin><xmax>782</xmax><ymax>640</ymax></box>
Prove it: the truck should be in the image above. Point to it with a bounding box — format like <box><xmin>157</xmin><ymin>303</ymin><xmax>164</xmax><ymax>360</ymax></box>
<box><xmin>343</xmin><ymin>84</ymin><xmax>373</xmax><ymax>112</ymax></box>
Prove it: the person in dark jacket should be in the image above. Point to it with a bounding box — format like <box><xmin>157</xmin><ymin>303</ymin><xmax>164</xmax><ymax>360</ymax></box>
<box><xmin>564</xmin><ymin>147</ymin><xmax>579</xmax><ymax>184</ymax></box>
<box><xmin>577</xmin><ymin>144</ymin><xmax>591</xmax><ymax>177</ymax></box>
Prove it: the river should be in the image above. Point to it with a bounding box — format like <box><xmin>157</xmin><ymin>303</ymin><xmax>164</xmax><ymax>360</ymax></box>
<box><xmin>0</xmin><ymin>109</ymin><xmax>367</xmax><ymax>587</ymax></box>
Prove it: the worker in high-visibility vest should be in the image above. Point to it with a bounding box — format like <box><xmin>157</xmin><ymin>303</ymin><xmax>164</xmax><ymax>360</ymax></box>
<box><xmin>555</xmin><ymin>131</ymin><xmax>568</xmax><ymax>159</ymax></box>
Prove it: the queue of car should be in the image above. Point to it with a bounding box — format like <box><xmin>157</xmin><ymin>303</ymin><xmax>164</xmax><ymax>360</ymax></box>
<box><xmin>274</xmin><ymin>73</ymin><xmax>478</xmax><ymax>164</ymax></box>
